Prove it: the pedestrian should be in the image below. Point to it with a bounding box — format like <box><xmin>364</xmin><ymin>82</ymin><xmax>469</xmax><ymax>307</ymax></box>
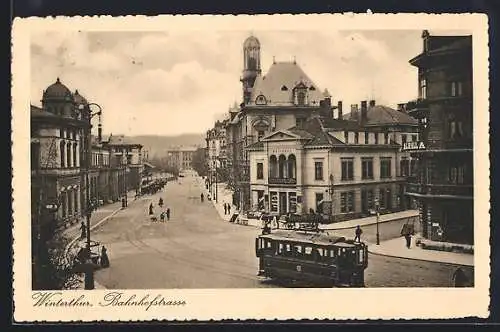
<box><xmin>354</xmin><ymin>225</ymin><xmax>363</xmax><ymax>242</ymax></box>
<box><xmin>223</xmin><ymin>203</ymin><xmax>227</xmax><ymax>215</ymax></box>
<box><xmin>160</xmin><ymin>211</ymin><xmax>165</xmax><ymax>222</ymax></box>
<box><xmin>80</xmin><ymin>221</ymin><xmax>87</xmax><ymax>240</ymax></box>
<box><xmin>452</xmin><ymin>267</ymin><xmax>468</xmax><ymax>287</ymax></box>
<box><xmin>404</xmin><ymin>233</ymin><xmax>412</xmax><ymax>249</ymax></box>
<box><xmin>149</xmin><ymin>203</ymin><xmax>154</xmax><ymax>215</ymax></box>
<box><xmin>272</xmin><ymin>215</ymin><xmax>278</xmax><ymax>229</ymax></box>
<box><xmin>166</xmin><ymin>208</ymin><xmax>170</xmax><ymax>221</ymax></box>
<box><xmin>159</xmin><ymin>197</ymin><xmax>164</xmax><ymax>208</ymax></box>
<box><xmin>228</xmin><ymin>204</ymin><xmax>231</xmax><ymax>215</ymax></box>
<box><xmin>200</xmin><ymin>193</ymin><xmax>204</xmax><ymax>202</ymax></box>
<box><xmin>100</xmin><ymin>246</ymin><xmax>110</xmax><ymax>268</ymax></box>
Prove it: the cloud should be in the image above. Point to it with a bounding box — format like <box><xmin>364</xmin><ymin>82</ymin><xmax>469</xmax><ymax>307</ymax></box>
<box><xmin>31</xmin><ymin>29</ymin><xmax>456</xmax><ymax>135</ymax></box>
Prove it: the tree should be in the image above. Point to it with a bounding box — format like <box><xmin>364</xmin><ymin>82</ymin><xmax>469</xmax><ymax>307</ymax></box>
<box><xmin>191</xmin><ymin>148</ymin><xmax>208</xmax><ymax>177</ymax></box>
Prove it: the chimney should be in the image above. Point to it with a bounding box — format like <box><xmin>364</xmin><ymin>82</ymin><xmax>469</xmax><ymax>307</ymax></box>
<box><xmin>360</xmin><ymin>100</ymin><xmax>368</xmax><ymax>124</ymax></box>
<box><xmin>350</xmin><ymin>104</ymin><xmax>359</xmax><ymax>120</ymax></box>
<box><xmin>369</xmin><ymin>100</ymin><xmax>376</xmax><ymax>107</ymax></box>
<box><xmin>337</xmin><ymin>101</ymin><xmax>343</xmax><ymax>120</ymax></box>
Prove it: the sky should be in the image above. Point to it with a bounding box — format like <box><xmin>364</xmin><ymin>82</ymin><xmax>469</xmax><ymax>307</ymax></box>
<box><xmin>30</xmin><ymin>29</ymin><xmax>471</xmax><ymax>136</ymax></box>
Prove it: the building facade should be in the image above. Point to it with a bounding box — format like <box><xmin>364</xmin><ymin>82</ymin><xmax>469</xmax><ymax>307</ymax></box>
<box><xmin>247</xmin><ymin>100</ymin><xmax>418</xmax><ymax>221</ymax></box>
<box><xmin>166</xmin><ymin>146</ymin><xmax>197</xmax><ymax>170</ymax></box>
<box><xmin>405</xmin><ymin>31</ymin><xmax>473</xmax><ymax>244</ymax></box>
<box><xmin>226</xmin><ymin>35</ymin><xmax>340</xmax><ymax>211</ymax></box>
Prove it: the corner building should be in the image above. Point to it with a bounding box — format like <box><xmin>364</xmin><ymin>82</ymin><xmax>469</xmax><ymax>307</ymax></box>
<box><xmin>405</xmin><ymin>31</ymin><xmax>473</xmax><ymax>244</ymax></box>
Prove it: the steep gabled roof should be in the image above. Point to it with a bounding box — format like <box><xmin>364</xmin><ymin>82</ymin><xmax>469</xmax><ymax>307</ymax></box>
<box><xmin>249</xmin><ymin>62</ymin><xmax>324</xmax><ymax>107</ymax></box>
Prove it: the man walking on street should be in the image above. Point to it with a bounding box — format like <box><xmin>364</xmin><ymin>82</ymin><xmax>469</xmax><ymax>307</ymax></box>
<box><xmin>224</xmin><ymin>203</ymin><xmax>227</xmax><ymax>215</ymax></box>
<box><xmin>404</xmin><ymin>233</ymin><xmax>412</xmax><ymax>248</ymax></box>
<box><xmin>354</xmin><ymin>225</ymin><xmax>362</xmax><ymax>242</ymax></box>
<box><xmin>166</xmin><ymin>208</ymin><xmax>171</xmax><ymax>221</ymax></box>
<box><xmin>227</xmin><ymin>204</ymin><xmax>231</xmax><ymax>215</ymax></box>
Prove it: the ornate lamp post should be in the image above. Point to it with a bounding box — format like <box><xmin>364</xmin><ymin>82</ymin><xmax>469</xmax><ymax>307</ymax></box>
<box><xmin>76</xmin><ymin>102</ymin><xmax>102</xmax><ymax>290</ymax></box>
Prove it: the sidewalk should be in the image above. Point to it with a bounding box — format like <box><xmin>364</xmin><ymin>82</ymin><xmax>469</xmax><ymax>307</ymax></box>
<box><xmin>319</xmin><ymin>210</ymin><xmax>419</xmax><ymax>230</ymax></box>
<box><xmin>198</xmin><ymin>179</ymin><xmax>238</xmax><ymax>222</ymax></box>
<box><xmin>63</xmin><ymin>190</ymin><xmax>137</xmax><ymax>242</ymax></box>
<box><xmin>368</xmin><ymin>236</ymin><xmax>474</xmax><ymax>267</ymax></box>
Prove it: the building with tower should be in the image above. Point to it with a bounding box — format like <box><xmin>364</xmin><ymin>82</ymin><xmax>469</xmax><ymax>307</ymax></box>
<box><xmin>404</xmin><ymin>31</ymin><xmax>473</xmax><ymax>245</ymax></box>
<box><xmin>225</xmin><ymin>35</ymin><xmax>338</xmax><ymax>211</ymax></box>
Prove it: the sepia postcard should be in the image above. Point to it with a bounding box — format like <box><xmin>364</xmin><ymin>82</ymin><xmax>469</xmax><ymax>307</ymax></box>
<box><xmin>12</xmin><ymin>13</ymin><xmax>490</xmax><ymax>322</ymax></box>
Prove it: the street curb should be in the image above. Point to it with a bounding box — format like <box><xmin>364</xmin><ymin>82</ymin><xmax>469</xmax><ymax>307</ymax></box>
<box><xmin>367</xmin><ymin>246</ymin><xmax>474</xmax><ymax>267</ymax></box>
<box><xmin>320</xmin><ymin>213</ymin><xmax>420</xmax><ymax>231</ymax></box>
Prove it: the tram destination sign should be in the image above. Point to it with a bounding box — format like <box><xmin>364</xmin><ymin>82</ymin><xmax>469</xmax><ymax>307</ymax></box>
<box><xmin>401</xmin><ymin>141</ymin><xmax>426</xmax><ymax>151</ymax></box>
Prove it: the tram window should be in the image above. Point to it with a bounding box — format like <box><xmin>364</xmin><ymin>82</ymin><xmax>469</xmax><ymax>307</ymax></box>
<box><xmin>305</xmin><ymin>247</ymin><xmax>313</xmax><ymax>255</ymax></box>
<box><xmin>278</xmin><ymin>243</ymin><xmax>284</xmax><ymax>254</ymax></box>
<box><xmin>266</xmin><ymin>241</ymin><xmax>272</xmax><ymax>249</ymax></box>
<box><xmin>330</xmin><ymin>250</ymin><xmax>335</xmax><ymax>258</ymax></box>
<box><xmin>285</xmin><ymin>244</ymin><xmax>292</xmax><ymax>255</ymax></box>
<box><xmin>358</xmin><ymin>249</ymin><xmax>364</xmax><ymax>264</ymax></box>
<box><xmin>294</xmin><ymin>245</ymin><xmax>303</xmax><ymax>257</ymax></box>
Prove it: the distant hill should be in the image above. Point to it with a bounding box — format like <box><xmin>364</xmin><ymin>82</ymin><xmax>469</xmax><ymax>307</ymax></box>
<box><xmin>127</xmin><ymin>134</ymin><xmax>205</xmax><ymax>158</ymax></box>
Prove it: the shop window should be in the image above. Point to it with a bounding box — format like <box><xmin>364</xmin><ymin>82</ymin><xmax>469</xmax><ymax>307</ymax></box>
<box><xmin>340</xmin><ymin>191</ymin><xmax>355</xmax><ymax>213</ymax></box>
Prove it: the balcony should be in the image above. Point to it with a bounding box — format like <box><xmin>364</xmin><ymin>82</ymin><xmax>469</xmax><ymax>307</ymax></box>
<box><xmin>269</xmin><ymin>177</ymin><xmax>297</xmax><ymax>185</ymax></box>
<box><xmin>405</xmin><ymin>98</ymin><xmax>429</xmax><ymax>118</ymax></box>
<box><xmin>406</xmin><ymin>182</ymin><xmax>473</xmax><ymax>198</ymax></box>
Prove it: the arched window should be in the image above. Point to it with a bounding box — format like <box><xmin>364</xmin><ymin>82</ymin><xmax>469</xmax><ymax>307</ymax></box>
<box><xmin>66</xmin><ymin>141</ymin><xmax>72</xmax><ymax>167</ymax></box>
<box><xmin>288</xmin><ymin>154</ymin><xmax>297</xmax><ymax>179</ymax></box>
<box><xmin>297</xmin><ymin>91</ymin><xmax>306</xmax><ymax>106</ymax></box>
<box><xmin>60</xmin><ymin>141</ymin><xmax>66</xmax><ymax>168</ymax></box>
<box><xmin>278</xmin><ymin>154</ymin><xmax>287</xmax><ymax>178</ymax></box>
<box><xmin>269</xmin><ymin>155</ymin><xmax>278</xmax><ymax>178</ymax></box>
<box><xmin>73</xmin><ymin>143</ymin><xmax>77</xmax><ymax>167</ymax></box>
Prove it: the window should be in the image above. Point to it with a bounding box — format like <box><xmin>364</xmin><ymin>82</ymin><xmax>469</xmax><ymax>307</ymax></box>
<box><xmin>374</xmin><ymin>133</ymin><xmax>379</xmax><ymax>144</ymax></box>
<box><xmin>410</xmin><ymin>159</ymin><xmax>417</xmax><ymax>176</ymax></box>
<box><xmin>31</xmin><ymin>143</ymin><xmax>40</xmax><ymax>170</ymax></box>
<box><xmin>400</xmin><ymin>158</ymin><xmax>409</xmax><ymax>177</ymax></box>
<box><xmin>449</xmin><ymin>164</ymin><xmax>466</xmax><ymax>184</ymax></box>
<box><xmin>341</xmin><ymin>158</ymin><xmax>354</xmax><ymax>181</ymax></box>
<box><xmin>344</xmin><ymin>131</ymin><xmax>349</xmax><ymax>143</ymax></box>
<box><xmin>257</xmin><ymin>131</ymin><xmax>265</xmax><ymax>141</ymax></box>
<box><xmin>281</xmin><ymin>85</ymin><xmax>288</xmax><ymax>91</ymax></box>
<box><xmin>380</xmin><ymin>157</ymin><xmax>392</xmax><ymax>178</ymax></box>
<box><xmin>402</xmin><ymin>134</ymin><xmax>407</xmax><ymax>144</ymax></box>
<box><xmin>60</xmin><ymin>141</ymin><xmax>66</xmax><ymax>168</ymax></box>
<box><xmin>296</xmin><ymin>117</ymin><xmax>306</xmax><ymax>128</ymax></box>
<box><xmin>315</xmin><ymin>193</ymin><xmax>324</xmax><ymax>214</ymax></box>
<box><xmin>354</xmin><ymin>132</ymin><xmax>359</xmax><ymax>144</ymax></box>
<box><xmin>361</xmin><ymin>189</ymin><xmax>374</xmax><ymax>213</ymax></box>
<box><xmin>256</xmin><ymin>162</ymin><xmax>264</xmax><ymax>179</ymax></box>
<box><xmin>420</xmin><ymin>78</ymin><xmax>427</xmax><ymax>99</ymax></box>
<box><xmin>297</xmin><ymin>92</ymin><xmax>306</xmax><ymax>105</ymax></box>
<box><xmin>361</xmin><ymin>158</ymin><xmax>373</xmax><ymax>179</ymax></box>
<box><xmin>257</xmin><ymin>190</ymin><xmax>265</xmax><ymax>210</ymax></box>
<box><xmin>314</xmin><ymin>161</ymin><xmax>323</xmax><ymax>180</ymax></box>
<box><xmin>66</xmin><ymin>142</ymin><xmax>71</xmax><ymax>167</ymax></box>
<box><xmin>340</xmin><ymin>191</ymin><xmax>355</xmax><ymax>213</ymax></box>
<box><xmin>379</xmin><ymin>188</ymin><xmax>392</xmax><ymax>210</ymax></box>
<box><xmin>451</xmin><ymin>81</ymin><xmax>463</xmax><ymax>97</ymax></box>
<box><xmin>73</xmin><ymin>143</ymin><xmax>77</xmax><ymax>167</ymax></box>
<box><xmin>384</xmin><ymin>132</ymin><xmax>389</xmax><ymax>144</ymax></box>
<box><xmin>412</xmin><ymin>134</ymin><xmax>417</xmax><ymax>142</ymax></box>
<box><xmin>364</xmin><ymin>132</ymin><xmax>369</xmax><ymax>144</ymax></box>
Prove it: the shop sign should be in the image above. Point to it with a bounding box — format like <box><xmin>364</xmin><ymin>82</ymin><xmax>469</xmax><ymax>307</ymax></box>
<box><xmin>401</xmin><ymin>141</ymin><xmax>426</xmax><ymax>151</ymax></box>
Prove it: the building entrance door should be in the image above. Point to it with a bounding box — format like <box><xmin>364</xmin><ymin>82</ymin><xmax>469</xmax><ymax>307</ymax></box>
<box><xmin>279</xmin><ymin>192</ymin><xmax>287</xmax><ymax>215</ymax></box>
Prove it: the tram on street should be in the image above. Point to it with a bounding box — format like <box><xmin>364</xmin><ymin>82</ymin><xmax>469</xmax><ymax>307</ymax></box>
<box><xmin>255</xmin><ymin>228</ymin><xmax>368</xmax><ymax>287</ymax></box>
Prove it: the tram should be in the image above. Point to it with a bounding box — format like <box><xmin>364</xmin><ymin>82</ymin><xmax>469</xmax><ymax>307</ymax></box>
<box><xmin>255</xmin><ymin>228</ymin><xmax>368</xmax><ymax>287</ymax></box>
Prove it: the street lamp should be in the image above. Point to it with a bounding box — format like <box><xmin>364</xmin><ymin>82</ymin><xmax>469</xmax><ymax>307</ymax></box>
<box><xmin>375</xmin><ymin>199</ymin><xmax>380</xmax><ymax>245</ymax></box>
<box><xmin>77</xmin><ymin>102</ymin><xmax>102</xmax><ymax>290</ymax></box>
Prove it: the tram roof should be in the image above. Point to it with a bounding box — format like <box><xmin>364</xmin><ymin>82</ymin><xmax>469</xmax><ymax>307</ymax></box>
<box><xmin>259</xmin><ymin>230</ymin><xmax>347</xmax><ymax>246</ymax></box>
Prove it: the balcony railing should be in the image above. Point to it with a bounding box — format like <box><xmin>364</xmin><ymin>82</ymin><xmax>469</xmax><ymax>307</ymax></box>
<box><xmin>405</xmin><ymin>98</ymin><xmax>429</xmax><ymax>117</ymax></box>
<box><xmin>269</xmin><ymin>177</ymin><xmax>297</xmax><ymax>185</ymax></box>
<box><xmin>406</xmin><ymin>182</ymin><xmax>473</xmax><ymax>197</ymax></box>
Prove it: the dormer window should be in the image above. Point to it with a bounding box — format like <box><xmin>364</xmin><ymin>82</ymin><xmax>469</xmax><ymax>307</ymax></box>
<box><xmin>255</xmin><ymin>94</ymin><xmax>267</xmax><ymax>105</ymax></box>
<box><xmin>281</xmin><ymin>85</ymin><xmax>288</xmax><ymax>91</ymax></box>
<box><xmin>309</xmin><ymin>86</ymin><xmax>316</xmax><ymax>91</ymax></box>
<box><xmin>297</xmin><ymin>92</ymin><xmax>306</xmax><ymax>106</ymax></box>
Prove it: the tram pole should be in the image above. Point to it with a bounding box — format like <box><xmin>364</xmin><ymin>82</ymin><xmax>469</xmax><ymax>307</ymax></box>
<box><xmin>375</xmin><ymin>199</ymin><xmax>380</xmax><ymax>245</ymax></box>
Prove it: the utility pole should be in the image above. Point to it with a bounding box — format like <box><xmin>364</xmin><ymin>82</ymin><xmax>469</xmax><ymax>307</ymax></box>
<box><xmin>215</xmin><ymin>157</ymin><xmax>218</xmax><ymax>203</ymax></box>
